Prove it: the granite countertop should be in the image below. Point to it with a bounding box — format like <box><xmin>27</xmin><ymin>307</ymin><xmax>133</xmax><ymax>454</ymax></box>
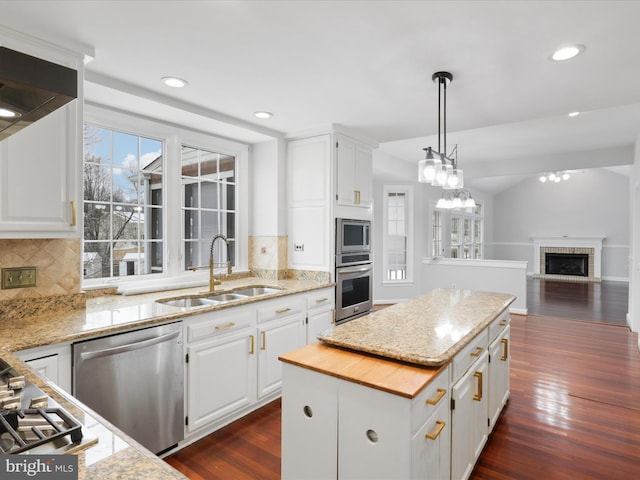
<box><xmin>0</xmin><ymin>277</ymin><xmax>333</xmax><ymax>479</ymax></box>
<box><xmin>318</xmin><ymin>288</ymin><xmax>515</xmax><ymax>366</ymax></box>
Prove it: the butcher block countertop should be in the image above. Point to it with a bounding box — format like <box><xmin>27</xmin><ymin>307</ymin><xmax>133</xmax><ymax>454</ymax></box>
<box><xmin>318</xmin><ymin>289</ymin><xmax>515</xmax><ymax>367</ymax></box>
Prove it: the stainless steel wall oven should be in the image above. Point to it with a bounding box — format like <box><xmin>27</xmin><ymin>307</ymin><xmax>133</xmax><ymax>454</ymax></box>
<box><xmin>335</xmin><ymin>218</ymin><xmax>373</xmax><ymax>323</ymax></box>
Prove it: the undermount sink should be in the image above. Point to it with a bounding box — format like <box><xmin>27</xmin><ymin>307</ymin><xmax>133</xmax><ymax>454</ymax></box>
<box><xmin>157</xmin><ymin>297</ymin><xmax>219</xmax><ymax>308</ymax></box>
<box><xmin>205</xmin><ymin>293</ymin><xmax>248</xmax><ymax>302</ymax></box>
<box><xmin>231</xmin><ymin>286</ymin><xmax>284</xmax><ymax>296</ymax></box>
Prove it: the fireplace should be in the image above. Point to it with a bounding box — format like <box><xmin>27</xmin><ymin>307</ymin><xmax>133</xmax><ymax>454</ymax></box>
<box><xmin>532</xmin><ymin>236</ymin><xmax>604</xmax><ymax>283</ymax></box>
<box><xmin>545</xmin><ymin>253</ymin><xmax>589</xmax><ymax>277</ymax></box>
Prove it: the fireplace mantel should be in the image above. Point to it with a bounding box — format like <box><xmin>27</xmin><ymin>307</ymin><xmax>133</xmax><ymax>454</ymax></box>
<box><xmin>532</xmin><ymin>235</ymin><xmax>605</xmax><ymax>280</ymax></box>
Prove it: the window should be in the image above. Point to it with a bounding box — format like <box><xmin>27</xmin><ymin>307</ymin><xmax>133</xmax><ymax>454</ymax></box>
<box><xmin>182</xmin><ymin>146</ymin><xmax>236</xmax><ymax>269</ymax></box>
<box><xmin>448</xmin><ymin>202</ymin><xmax>483</xmax><ymax>259</ymax></box>
<box><xmin>383</xmin><ymin>186</ymin><xmax>413</xmax><ymax>282</ymax></box>
<box><xmin>82</xmin><ymin>107</ymin><xmax>248</xmax><ymax>287</ymax></box>
<box><xmin>83</xmin><ymin>124</ymin><xmax>163</xmax><ymax>280</ymax></box>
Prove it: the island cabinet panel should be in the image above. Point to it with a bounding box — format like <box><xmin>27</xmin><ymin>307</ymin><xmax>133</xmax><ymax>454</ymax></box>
<box><xmin>488</xmin><ymin>324</ymin><xmax>511</xmax><ymax>431</ymax></box>
<box><xmin>451</xmin><ymin>350</ymin><xmax>489</xmax><ymax>480</ymax></box>
<box><xmin>281</xmin><ymin>361</ymin><xmax>450</xmax><ymax>480</ymax></box>
<box><xmin>281</xmin><ymin>364</ymin><xmax>339</xmax><ymax>480</ymax></box>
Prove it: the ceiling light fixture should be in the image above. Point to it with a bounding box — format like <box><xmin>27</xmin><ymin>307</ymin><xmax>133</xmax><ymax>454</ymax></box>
<box><xmin>568</xmin><ymin>111</ymin><xmax>580</xmax><ymax>117</ymax></box>
<box><xmin>418</xmin><ymin>71</ymin><xmax>476</xmax><ymax>210</ymax></box>
<box><xmin>539</xmin><ymin>171</ymin><xmax>571</xmax><ymax>183</ymax></box>
<box><xmin>0</xmin><ymin>108</ymin><xmax>20</xmax><ymax>118</ymax></box>
<box><xmin>254</xmin><ymin>111</ymin><xmax>273</xmax><ymax>119</ymax></box>
<box><xmin>551</xmin><ymin>45</ymin><xmax>585</xmax><ymax>61</ymax></box>
<box><xmin>161</xmin><ymin>76</ymin><xmax>189</xmax><ymax>88</ymax></box>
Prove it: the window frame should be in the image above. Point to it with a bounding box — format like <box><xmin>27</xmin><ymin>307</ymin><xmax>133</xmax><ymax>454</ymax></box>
<box><xmin>82</xmin><ymin>104</ymin><xmax>249</xmax><ymax>291</ymax></box>
<box><xmin>382</xmin><ymin>184</ymin><xmax>414</xmax><ymax>285</ymax></box>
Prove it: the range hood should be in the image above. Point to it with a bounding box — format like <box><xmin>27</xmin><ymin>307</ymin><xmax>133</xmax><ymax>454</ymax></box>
<box><xmin>0</xmin><ymin>46</ymin><xmax>77</xmax><ymax>141</ymax></box>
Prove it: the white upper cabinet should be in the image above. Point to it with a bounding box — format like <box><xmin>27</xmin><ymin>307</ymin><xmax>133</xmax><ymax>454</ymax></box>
<box><xmin>0</xmin><ymin>32</ymin><xmax>84</xmax><ymax>238</ymax></box>
<box><xmin>336</xmin><ymin>134</ymin><xmax>373</xmax><ymax>209</ymax></box>
<box><xmin>0</xmin><ymin>104</ymin><xmax>79</xmax><ymax>237</ymax></box>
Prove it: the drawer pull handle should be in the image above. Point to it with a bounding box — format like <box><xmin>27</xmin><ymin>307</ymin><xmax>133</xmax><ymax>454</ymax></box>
<box><xmin>249</xmin><ymin>335</ymin><xmax>255</xmax><ymax>355</ymax></box>
<box><xmin>315</xmin><ymin>298</ymin><xmax>329</xmax><ymax>303</ymax></box>
<box><xmin>70</xmin><ymin>200</ymin><xmax>77</xmax><ymax>226</ymax></box>
<box><xmin>470</xmin><ymin>346</ymin><xmax>483</xmax><ymax>358</ymax></box>
<box><xmin>261</xmin><ymin>330</ymin><xmax>266</xmax><ymax>350</ymax></box>
<box><xmin>215</xmin><ymin>322</ymin><xmax>236</xmax><ymax>330</ymax></box>
<box><xmin>425</xmin><ymin>420</ymin><xmax>446</xmax><ymax>440</ymax></box>
<box><xmin>331</xmin><ymin>308</ymin><xmax>335</xmax><ymax>324</ymax></box>
<box><xmin>426</xmin><ymin>388</ymin><xmax>447</xmax><ymax>406</ymax></box>
<box><xmin>473</xmin><ymin>371</ymin><xmax>483</xmax><ymax>402</ymax></box>
<box><xmin>500</xmin><ymin>338</ymin><xmax>509</xmax><ymax>361</ymax></box>
<box><xmin>499</xmin><ymin>320</ymin><xmax>507</xmax><ymax>327</ymax></box>
<box><xmin>276</xmin><ymin>307</ymin><xmax>291</xmax><ymax>314</ymax></box>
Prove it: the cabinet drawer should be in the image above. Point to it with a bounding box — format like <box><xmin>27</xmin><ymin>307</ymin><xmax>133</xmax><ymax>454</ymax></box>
<box><xmin>411</xmin><ymin>365</ymin><xmax>449</xmax><ymax>434</ymax></box>
<box><xmin>186</xmin><ymin>307</ymin><xmax>255</xmax><ymax>344</ymax></box>
<box><xmin>306</xmin><ymin>288</ymin><xmax>334</xmax><ymax>310</ymax></box>
<box><xmin>451</xmin><ymin>329</ymin><xmax>488</xmax><ymax>383</ymax></box>
<box><xmin>258</xmin><ymin>297</ymin><xmax>305</xmax><ymax>323</ymax></box>
<box><xmin>488</xmin><ymin>310</ymin><xmax>510</xmax><ymax>342</ymax></box>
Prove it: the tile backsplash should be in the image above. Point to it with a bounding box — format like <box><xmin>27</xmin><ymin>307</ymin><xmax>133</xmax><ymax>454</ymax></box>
<box><xmin>0</xmin><ymin>238</ymin><xmax>81</xmax><ymax>301</ymax></box>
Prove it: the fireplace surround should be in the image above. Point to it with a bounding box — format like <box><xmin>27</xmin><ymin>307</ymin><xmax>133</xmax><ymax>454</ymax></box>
<box><xmin>532</xmin><ymin>236</ymin><xmax>604</xmax><ymax>282</ymax></box>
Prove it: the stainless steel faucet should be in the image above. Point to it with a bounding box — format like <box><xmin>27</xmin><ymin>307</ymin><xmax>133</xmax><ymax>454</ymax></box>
<box><xmin>208</xmin><ymin>234</ymin><xmax>232</xmax><ymax>292</ymax></box>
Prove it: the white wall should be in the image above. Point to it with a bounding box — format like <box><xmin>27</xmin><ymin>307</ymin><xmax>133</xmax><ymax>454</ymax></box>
<box><xmin>630</xmin><ymin>135</ymin><xmax>640</xmax><ymax>336</ymax></box>
<box><xmin>490</xmin><ymin>168</ymin><xmax>630</xmax><ymax>281</ymax></box>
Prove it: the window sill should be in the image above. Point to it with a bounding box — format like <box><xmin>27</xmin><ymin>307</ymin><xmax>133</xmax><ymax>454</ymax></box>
<box><xmin>381</xmin><ymin>280</ymin><xmax>414</xmax><ymax>287</ymax></box>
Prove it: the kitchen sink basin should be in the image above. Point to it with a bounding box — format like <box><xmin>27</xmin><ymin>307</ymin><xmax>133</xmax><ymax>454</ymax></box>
<box><xmin>231</xmin><ymin>286</ymin><xmax>284</xmax><ymax>296</ymax></box>
<box><xmin>205</xmin><ymin>293</ymin><xmax>248</xmax><ymax>302</ymax></box>
<box><xmin>157</xmin><ymin>297</ymin><xmax>219</xmax><ymax>308</ymax></box>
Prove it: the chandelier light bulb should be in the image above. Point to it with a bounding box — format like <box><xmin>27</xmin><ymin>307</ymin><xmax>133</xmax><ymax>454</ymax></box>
<box><xmin>562</xmin><ymin>172</ymin><xmax>570</xmax><ymax>181</ymax></box>
<box><xmin>539</xmin><ymin>176</ymin><xmax>547</xmax><ymax>183</ymax></box>
<box><xmin>548</xmin><ymin>173</ymin><xmax>557</xmax><ymax>181</ymax></box>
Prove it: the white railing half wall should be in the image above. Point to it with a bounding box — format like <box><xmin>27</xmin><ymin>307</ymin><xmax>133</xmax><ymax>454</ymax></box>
<box><xmin>422</xmin><ymin>258</ymin><xmax>528</xmax><ymax>315</ymax></box>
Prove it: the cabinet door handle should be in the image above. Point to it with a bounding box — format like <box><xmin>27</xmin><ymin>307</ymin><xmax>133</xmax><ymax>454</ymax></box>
<box><xmin>276</xmin><ymin>307</ymin><xmax>291</xmax><ymax>314</ymax></box>
<box><xmin>473</xmin><ymin>371</ymin><xmax>483</xmax><ymax>402</ymax></box>
<box><xmin>70</xmin><ymin>200</ymin><xmax>77</xmax><ymax>227</ymax></box>
<box><xmin>500</xmin><ymin>338</ymin><xmax>509</xmax><ymax>361</ymax></box>
<box><xmin>249</xmin><ymin>335</ymin><xmax>255</xmax><ymax>354</ymax></box>
<box><xmin>425</xmin><ymin>420</ymin><xmax>446</xmax><ymax>440</ymax></box>
<box><xmin>470</xmin><ymin>346</ymin><xmax>483</xmax><ymax>358</ymax></box>
<box><xmin>355</xmin><ymin>190</ymin><xmax>361</xmax><ymax>204</ymax></box>
<box><xmin>331</xmin><ymin>308</ymin><xmax>335</xmax><ymax>324</ymax></box>
<box><xmin>260</xmin><ymin>330</ymin><xmax>266</xmax><ymax>350</ymax></box>
<box><xmin>426</xmin><ymin>388</ymin><xmax>447</xmax><ymax>406</ymax></box>
<box><xmin>215</xmin><ymin>322</ymin><xmax>236</xmax><ymax>330</ymax></box>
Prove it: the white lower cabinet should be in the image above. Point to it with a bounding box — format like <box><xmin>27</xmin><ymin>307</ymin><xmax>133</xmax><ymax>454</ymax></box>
<box><xmin>305</xmin><ymin>287</ymin><xmax>335</xmax><ymax>344</ymax></box>
<box><xmin>281</xmin><ymin>363</ymin><xmax>339</xmax><ymax>480</ymax></box>
<box><xmin>184</xmin><ymin>290</ymin><xmax>322</xmax><ymax>438</ymax></box>
<box><xmin>186</xmin><ymin>306</ymin><xmax>256</xmax><ymax>433</ymax></box>
<box><xmin>451</xmin><ymin>350</ymin><xmax>489</xmax><ymax>480</ymax></box>
<box><xmin>257</xmin><ymin>309</ymin><xmax>305</xmax><ymax>399</ymax></box>
<box><xmin>17</xmin><ymin>343</ymin><xmax>72</xmax><ymax>393</ymax></box>
<box><xmin>282</xmin><ymin>363</ymin><xmax>450</xmax><ymax>480</ymax></box>
<box><xmin>488</xmin><ymin>324</ymin><xmax>510</xmax><ymax>431</ymax></box>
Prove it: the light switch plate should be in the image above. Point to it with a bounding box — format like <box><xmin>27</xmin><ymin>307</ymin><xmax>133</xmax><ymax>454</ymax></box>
<box><xmin>1</xmin><ymin>267</ymin><xmax>38</xmax><ymax>289</ymax></box>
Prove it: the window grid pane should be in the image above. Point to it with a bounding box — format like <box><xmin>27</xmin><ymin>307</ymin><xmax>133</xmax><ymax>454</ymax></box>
<box><xmin>83</xmin><ymin>123</ymin><xmax>163</xmax><ymax>280</ymax></box>
<box><xmin>181</xmin><ymin>145</ymin><xmax>236</xmax><ymax>270</ymax></box>
<box><xmin>386</xmin><ymin>191</ymin><xmax>408</xmax><ymax>281</ymax></box>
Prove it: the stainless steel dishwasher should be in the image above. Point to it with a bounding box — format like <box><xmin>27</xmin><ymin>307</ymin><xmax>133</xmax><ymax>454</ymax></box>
<box><xmin>73</xmin><ymin>322</ymin><xmax>183</xmax><ymax>454</ymax></box>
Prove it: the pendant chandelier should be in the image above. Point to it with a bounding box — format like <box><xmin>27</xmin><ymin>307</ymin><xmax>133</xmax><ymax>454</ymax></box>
<box><xmin>418</xmin><ymin>71</ymin><xmax>476</xmax><ymax>210</ymax></box>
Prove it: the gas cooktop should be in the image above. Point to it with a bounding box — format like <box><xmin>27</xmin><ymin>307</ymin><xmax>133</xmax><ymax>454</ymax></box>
<box><xmin>0</xmin><ymin>358</ymin><xmax>97</xmax><ymax>454</ymax></box>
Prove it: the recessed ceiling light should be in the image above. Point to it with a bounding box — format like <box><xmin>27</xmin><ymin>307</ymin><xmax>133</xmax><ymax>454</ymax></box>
<box><xmin>551</xmin><ymin>45</ymin><xmax>585</xmax><ymax>61</ymax></box>
<box><xmin>0</xmin><ymin>108</ymin><xmax>20</xmax><ymax>118</ymax></box>
<box><xmin>568</xmin><ymin>111</ymin><xmax>580</xmax><ymax>117</ymax></box>
<box><xmin>161</xmin><ymin>76</ymin><xmax>189</xmax><ymax>88</ymax></box>
<box><xmin>254</xmin><ymin>111</ymin><xmax>274</xmax><ymax>119</ymax></box>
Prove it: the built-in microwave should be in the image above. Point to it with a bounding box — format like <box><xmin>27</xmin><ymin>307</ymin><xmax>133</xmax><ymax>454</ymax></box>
<box><xmin>336</xmin><ymin>218</ymin><xmax>371</xmax><ymax>254</ymax></box>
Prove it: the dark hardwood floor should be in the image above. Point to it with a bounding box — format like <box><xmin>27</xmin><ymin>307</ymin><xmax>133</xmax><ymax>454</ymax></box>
<box><xmin>166</xmin><ymin>281</ymin><xmax>639</xmax><ymax>479</ymax></box>
<box><xmin>527</xmin><ymin>278</ymin><xmax>629</xmax><ymax>326</ymax></box>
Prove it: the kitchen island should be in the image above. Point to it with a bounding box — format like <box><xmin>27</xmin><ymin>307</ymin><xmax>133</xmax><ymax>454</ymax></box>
<box><xmin>279</xmin><ymin>288</ymin><xmax>516</xmax><ymax>480</ymax></box>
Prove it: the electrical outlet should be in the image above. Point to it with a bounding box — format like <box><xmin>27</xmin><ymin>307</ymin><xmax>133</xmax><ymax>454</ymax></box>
<box><xmin>2</xmin><ymin>267</ymin><xmax>38</xmax><ymax>289</ymax></box>
<box><xmin>294</xmin><ymin>244</ymin><xmax>304</xmax><ymax>252</ymax></box>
